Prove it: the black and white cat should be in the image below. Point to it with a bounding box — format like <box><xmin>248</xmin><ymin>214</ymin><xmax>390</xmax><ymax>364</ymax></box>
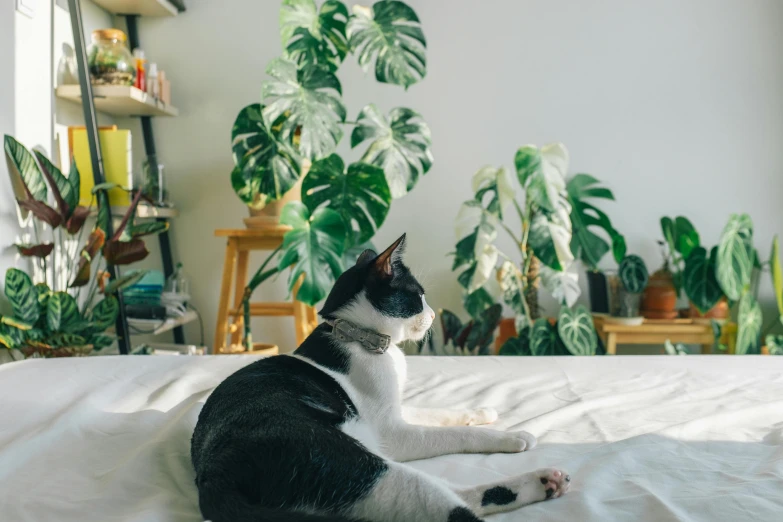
<box><xmin>191</xmin><ymin>234</ymin><xmax>570</xmax><ymax>522</ymax></box>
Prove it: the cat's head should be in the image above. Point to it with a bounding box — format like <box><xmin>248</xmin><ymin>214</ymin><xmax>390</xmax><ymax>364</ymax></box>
<box><xmin>320</xmin><ymin>234</ymin><xmax>435</xmax><ymax>344</ymax></box>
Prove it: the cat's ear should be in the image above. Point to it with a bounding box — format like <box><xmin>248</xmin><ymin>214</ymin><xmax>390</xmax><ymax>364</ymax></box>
<box><xmin>372</xmin><ymin>234</ymin><xmax>406</xmax><ymax>278</ymax></box>
<box><xmin>356</xmin><ymin>249</ymin><xmax>377</xmax><ymax>266</ymax></box>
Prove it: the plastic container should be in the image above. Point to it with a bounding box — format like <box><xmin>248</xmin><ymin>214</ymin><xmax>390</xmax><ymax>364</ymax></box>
<box><xmin>87</xmin><ymin>29</ymin><xmax>135</xmax><ymax>86</ymax></box>
<box><xmin>132</xmin><ymin>48</ymin><xmax>146</xmax><ymax>91</ymax></box>
<box><xmin>141</xmin><ymin>157</ymin><xmax>167</xmax><ymax>205</ymax></box>
<box><xmin>147</xmin><ymin>63</ymin><xmax>160</xmax><ymax>100</ymax></box>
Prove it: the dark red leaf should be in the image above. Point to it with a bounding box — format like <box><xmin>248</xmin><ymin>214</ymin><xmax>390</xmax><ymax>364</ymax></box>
<box><xmin>70</xmin><ymin>258</ymin><xmax>92</xmax><ymax>288</ymax></box>
<box><xmin>15</xmin><ymin>243</ymin><xmax>54</xmax><ymax>258</ymax></box>
<box><xmin>16</xmin><ymin>198</ymin><xmax>62</xmax><ymax>228</ymax></box>
<box><xmin>103</xmin><ymin>239</ymin><xmax>149</xmax><ymax>265</ymax></box>
<box><xmin>111</xmin><ymin>189</ymin><xmax>144</xmax><ymax>242</ymax></box>
<box><xmin>65</xmin><ymin>206</ymin><xmax>90</xmax><ymax>234</ymax></box>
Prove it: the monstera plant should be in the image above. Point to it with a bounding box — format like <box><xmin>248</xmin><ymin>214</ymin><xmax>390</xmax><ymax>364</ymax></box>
<box><xmin>2</xmin><ymin>135</ymin><xmax>167</xmax><ymax>358</ymax></box>
<box><xmin>442</xmin><ymin>143</ymin><xmax>601</xmax><ymax>356</ymax></box>
<box><xmin>235</xmin><ymin>0</ymin><xmax>432</xmax><ymax>349</ymax></box>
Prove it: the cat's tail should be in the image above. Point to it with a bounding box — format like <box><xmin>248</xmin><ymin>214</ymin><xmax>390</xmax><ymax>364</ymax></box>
<box><xmin>198</xmin><ymin>479</ymin><xmax>367</xmax><ymax>522</ymax></box>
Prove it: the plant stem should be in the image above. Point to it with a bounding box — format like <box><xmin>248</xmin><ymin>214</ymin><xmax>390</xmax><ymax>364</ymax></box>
<box><xmin>52</xmin><ymin>228</ymin><xmax>58</xmax><ymax>292</ymax></box>
<box><xmin>81</xmin><ymin>258</ymin><xmax>104</xmax><ymax>315</ymax></box>
<box><xmin>242</xmin><ymin>247</ymin><xmax>283</xmax><ymax>351</ymax></box>
<box><xmin>338</xmin><ymin>120</ymin><xmax>359</xmax><ymax>126</ymax></box>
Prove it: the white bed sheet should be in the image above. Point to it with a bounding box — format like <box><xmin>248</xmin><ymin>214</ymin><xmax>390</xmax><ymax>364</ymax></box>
<box><xmin>0</xmin><ymin>355</ymin><xmax>781</xmax><ymax>521</ymax></box>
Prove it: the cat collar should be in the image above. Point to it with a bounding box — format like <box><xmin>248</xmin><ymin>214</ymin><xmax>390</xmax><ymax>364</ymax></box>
<box><xmin>325</xmin><ymin>319</ymin><xmax>391</xmax><ymax>355</ymax></box>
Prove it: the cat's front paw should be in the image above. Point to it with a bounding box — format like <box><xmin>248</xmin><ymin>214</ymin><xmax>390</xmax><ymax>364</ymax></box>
<box><xmin>465</xmin><ymin>407</ymin><xmax>498</xmax><ymax>426</ymax></box>
<box><xmin>499</xmin><ymin>430</ymin><xmax>537</xmax><ymax>452</ymax></box>
<box><xmin>538</xmin><ymin>468</ymin><xmax>570</xmax><ymax>500</ymax></box>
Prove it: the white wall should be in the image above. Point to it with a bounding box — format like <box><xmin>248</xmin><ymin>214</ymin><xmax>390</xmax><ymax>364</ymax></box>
<box><xmin>137</xmin><ymin>0</ymin><xmax>783</xmax><ymax>353</ymax></box>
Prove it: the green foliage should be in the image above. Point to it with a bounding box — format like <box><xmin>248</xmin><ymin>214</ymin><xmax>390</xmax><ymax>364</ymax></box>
<box><xmin>281</xmin><ymin>0</ymin><xmax>349</xmax><ymax>72</ymax></box>
<box><xmin>619</xmin><ymin>255</ymin><xmax>649</xmax><ymax>293</ymax></box>
<box><xmin>45</xmin><ymin>292</ymin><xmax>80</xmax><ymax>332</ymax></box>
<box><xmin>231</xmin><ymin>103</ymin><xmax>301</xmax><ymax>207</ymax></box>
<box><xmin>440</xmin><ymin>305</ymin><xmax>502</xmax><ymax>355</ymax></box>
<box><xmin>351</xmin><ymin>104</ymin><xmax>432</xmax><ymax>198</ymax></box>
<box><xmin>683</xmin><ymin>247</ymin><xmax>723</xmax><ymax>314</ymax></box>
<box><xmin>529</xmin><ymin>319</ymin><xmax>558</xmax><ymax>356</ymax></box>
<box><xmin>278</xmin><ymin>202</ymin><xmax>346</xmax><ymax>305</ymax></box>
<box><xmin>567</xmin><ymin>173</ymin><xmax>625</xmax><ymax>268</ymax></box>
<box><xmin>736</xmin><ymin>292</ymin><xmax>762</xmax><ymax>355</ymax></box>
<box><xmin>4</xmin><ymin>134</ymin><xmax>47</xmax><ymax>203</ymax></box>
<box><xmin>88</xmin><ymin>296</ymin><xmax>120</xmax><ymax>332</ymax></box>
<box><xmin>766</xmin><ymin>334</ymin><xmax>783</xmax><ymax>355</ymax></box>
<box><xmin>5</xmin><ymin>269</ymin><xmax>38</xmax><ymax>326</ymax></box>
<box><xmin>557</xmin><ymin>305</ymin><xmax>597</xmax><ymax>355</ymax></box>
<box><xmin>302</xmin><ymin>154</ymin><xmax>390</xmax><ymax>246</ymax></box>
<box><xmin>347</xmin><ymin>1</ymin><xmax>427</xmax><ymax>88</ymax></box>
<box><xmin>716</xmin><ymin>213</ymin><xmax>754</xmax><ymax>301</ymax></box>
<box><xmin>262</xmin><ymin>59</ymin><xmax>346</xmax><ymax>161</ymax></box>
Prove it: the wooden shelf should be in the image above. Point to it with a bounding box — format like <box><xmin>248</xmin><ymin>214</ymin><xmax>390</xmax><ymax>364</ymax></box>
<box><xmin>91</xmin><ymin>0</ymin><xmax>178</xmax><ymax>17</ymax></box>
<box><xmin>56</xmin><ymin>85</ymin><xmax>178</xmax><ymax>117</ymax></box>
<box><xmin>127</xmin><ymin>309</ymin><xmax>198</xmax><ymax>336</ymax></box>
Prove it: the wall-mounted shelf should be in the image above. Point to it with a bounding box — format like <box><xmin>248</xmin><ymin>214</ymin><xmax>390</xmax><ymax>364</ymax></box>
<box><xmin>127</xmin><ymin>309</ymin><xmax>198</xmax><ymax>336</ymax></box>
<box><xmin>56</xmin><ymin>85</ymin><xmax>178</xmax><ymax>117</ymax></box>
<box><xmin>91</xmin><ymin>0</ymin><xmax>178</xmax><ymax>17</ymax></box>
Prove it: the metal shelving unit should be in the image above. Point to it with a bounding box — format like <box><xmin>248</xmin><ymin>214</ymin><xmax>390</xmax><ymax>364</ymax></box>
<box><xmin>66</xmin><ymin>0</ymin><xmax>186</xmax><ymax>354</ymax></box>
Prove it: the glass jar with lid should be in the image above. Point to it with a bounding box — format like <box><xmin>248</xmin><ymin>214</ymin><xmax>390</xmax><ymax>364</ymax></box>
<box><xmin>87</xmin><ymin>29</ymin><xmax>136</xmax><ymax>86</ymax></box>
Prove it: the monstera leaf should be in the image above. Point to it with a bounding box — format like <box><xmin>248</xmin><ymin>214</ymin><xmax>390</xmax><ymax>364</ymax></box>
<box><xmin>231</xmin><ymin>103</ymin><xmax>301</xmax><ymax>206</ymax></box>
<box><xmin>350</xmin><ymin>104</ymin><xmax>432</xmax><ymax>198</ymax></box>
<box><xmin>278</xmin><ymin>202</ymin><xmax>346</xmax><ymax>305</ymax></box>
<box><xmin>771</xmin><ymin>235</ymin><xmax>783</xmax><ymax>317</ymax></box>
<box><xmin>46</xmin><ymin>292</ymin><xmax>81</xmax><ymax>332</ymax></box>
<box><xmin>528</xmin><ymin>212</ymin><xmax>573</xmax><ymax>271</ymax></box>
<box><xmin>452</xmin><ymin>199</ymin><xmax>501</xmax><ymax>295</ymax></box>
<box><xmin>89</xmin><ymin>296</ymin><xmax>119</xmax><ymax>332</ymax></box>
<box><xmin>4</xmin><ymin>269</ymin><xmax>39</xmax><ymax>326</ymax></box>
<box><xmin>736</xmin><ymin>292</ymin><xmax>762</xmax><ymax>355</ymax></box>
<box><xmin>515</xmin><ymin>143</ymin><xmax>568</xmax><ymax>214</ymax></box>
<box><xmin>471</xmin><ymin>166</ymin><xmax>515</xmax><ymax>219</ymax></box>
<box><xmin>4</xmin><ymin>135</ymin><xmax>47</xmax><ymax>208</ymax></box>
<box><xmin>463</xmin><ymin>287</ymin><xmax>495</xmax><ymax>319</ymax></box>
<box><xmin>557</xmin><ymin>305</ymin><xmax>597</xmax><ymax>355</ymax></box>
<box><xmin>347</xmin><ymin>1</ymin><xmax>427</xmax><ymax>88</ymax></box>
<box><xmin>497</xmin><ymin>261</ymin><xmax>526</xmax><ymax>316</ymax></box>
<box><xmin>683</xmin><ymin>247</ymin><xmax>723</xmax><ymax>314</ymax></box>
<box><xmin>262</xmin><ymin>59</ymin><xmax>346</xmax><ymax>161</ymax></box>
<box><xmin>567</xmin><ymin>173</ymin><xmax>624</xmax><ymax>268</ymax></box>
<box><xmin>302</xmin><ymin>154</ymin><xmax>390</xmax><ymax>246</ymax></box>
<box><xmin>541</xmin><ymin>265</ymin><xmax>580</xmax><ymax>307</ymax></box>
<box><xmin>716</xmin><ymin>214</ymin><xmax>754</xmax><ymax>301</ymax></box>
<box><xmin>281</xmin><ymin>0</ymin><xmax>349</xmax><ymax>71</ymax></box>
<box><xmin>619</xmin><ymin>255</ymin><xmax>649</xmax><ymax>294</ymax></box>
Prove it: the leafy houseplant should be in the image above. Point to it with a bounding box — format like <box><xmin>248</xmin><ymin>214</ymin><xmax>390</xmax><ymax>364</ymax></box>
<box><xmin>616</xmin><ymin>254</ymin><xmax>649</xmax><ymax>318</ymax></box>
<box><xmin>436</xmin><ymin>305</ymin><xmax>502</xmax><ymax>356</ymax></box>
<box><xmin>2</xmin><ymin>135</ymin><xmax>167</xmax><ymax>358</ymax></box>
<box><xmin>443</xmin><ymin>143</ymin><xmax>602</xmax><ymax>356</ymax></box>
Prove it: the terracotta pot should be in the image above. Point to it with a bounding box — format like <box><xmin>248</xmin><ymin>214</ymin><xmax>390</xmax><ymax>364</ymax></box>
<box><xmin>243</xmin><ymin>160</ymin><xmax>310</xmax><ymax>229</ymax></box>
<box><xmin>689</xmin><ymin>298</ymin><xmax>729</xmax><ymax>323</ymax></box>
<box><xmin>761</xmin><ymin>346</ymin><xmax>770</xmax><ymax>355</ymax></box>
<box><xmin>641</xmin><ymin>268</ymin><xmax>677</xmax><ymax>318</ymax></box>
<box><xmin>494</xmin><ymin>318</ymin><xmax>517</xmax><ymax>354</ymax></box>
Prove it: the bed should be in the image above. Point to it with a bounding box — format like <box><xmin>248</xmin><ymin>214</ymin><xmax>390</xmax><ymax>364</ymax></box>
<box><xmin>0</xmin><ymin>355</ymin><xmax>781</xmax><ymax>521</ymax></box>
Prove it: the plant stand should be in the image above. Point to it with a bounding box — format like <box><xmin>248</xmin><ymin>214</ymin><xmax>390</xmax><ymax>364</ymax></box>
<box><xmin>213</xmin><ymin>228</ymin><xmax>318</xmax><ymax>353</ymax></box>
<box><xmin>594</xmin><ymin>316</ymin><xmax>737</xmax><ymax>355</ymax></box>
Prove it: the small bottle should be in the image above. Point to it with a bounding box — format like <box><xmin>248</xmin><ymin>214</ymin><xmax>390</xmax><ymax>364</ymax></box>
<box><xmin>147</xmin><ymin>63</ymin><xmax>159</xmax><ymax>100</ymax></box>
<box><xmin>132</xmin><ymin>48</ymin><xmax>146</xmax><ymax>91</ymax></box>
<box><xmin>166</xmin><ymin>263</ymin><xmax>190</xmax><ymax>297</ymax></box>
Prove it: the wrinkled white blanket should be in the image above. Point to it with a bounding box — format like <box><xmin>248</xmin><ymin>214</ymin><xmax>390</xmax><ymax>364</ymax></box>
<box><xmin>0</xmin><ymin>355</ymin><xmax>781</xmax><ymax>521</ymax></box>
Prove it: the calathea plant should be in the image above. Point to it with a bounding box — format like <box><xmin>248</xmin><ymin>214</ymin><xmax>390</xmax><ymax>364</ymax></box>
<box><xmin>2</xmin><ymin>135</ymin><xmax>167</xmax><ymax>358</ymax></box>
<box><xmin>444</xmin><ymin>143</ymin><xmax>600</xmax><ymax>356</ymax></box>
<box><xmin>616</xmin><ymin>254</ymin><xmax>649</xmax><ymax>317</ymax></box>
<box><xmin>235</xmin><ymin>0</ymin><xmax>432</xmax><ymax>349</ymax></box>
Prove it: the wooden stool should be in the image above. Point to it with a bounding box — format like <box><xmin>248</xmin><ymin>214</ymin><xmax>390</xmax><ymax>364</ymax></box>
<box><xmin>593</xmin><ymin>316</ymin><xmax>737</xmax><ymax>355</ymax></box>
<box><xmin>213</xmin><ymin>227</ymin><xmax>318</xmax><ymax>354</ymax></box>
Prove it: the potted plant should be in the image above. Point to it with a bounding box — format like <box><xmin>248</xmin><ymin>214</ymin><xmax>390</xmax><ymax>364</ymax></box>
<box><xmin>566</xmin><ymin>174</ymin><xmax>626</xmax><ymax>314</ymax></box>
<box><xmin>499</xmin><ymin>304</ymin><xmax>599</xmax><ymax>356</ymax></box>
<box><xmin>610</xmin><ymin>254</ymin><xmax>648</xmax><ymax>325</ymax></box>
<box><xmin>443</xmin><ymin>142</ymin><xmax>600</xmax><ymax>355</ymax></box>
<box><xmin>234</xmin><ymin>0</ymin><xmax>434</xmax><ymax>348</ymax></box>
<box><xmin>2</xmin><ymin>136</ymin><xmax>166</xmax><ymax>358</ymax></box>
<box><xmin>641</xmin><ymin>241</ymin><xmax>679</xmax><ymax>319</ymax></box>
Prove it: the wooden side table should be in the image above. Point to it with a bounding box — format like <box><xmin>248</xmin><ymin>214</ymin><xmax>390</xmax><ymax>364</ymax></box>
<box><xmin>213</xmin><ymin>228</ymin><xmax>318</xmax><ymax>354</ymax></box>
<box><xmin>594</xmin><ymin>316</ymin><xmax>736</xmax><ymax>355</ymax></box>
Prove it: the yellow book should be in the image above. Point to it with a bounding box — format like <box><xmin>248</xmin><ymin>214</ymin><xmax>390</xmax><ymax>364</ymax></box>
<box><xmin>70</xmin><ymin>127</ymin><xmax>133</xmax><ymax>207</ymax></box>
